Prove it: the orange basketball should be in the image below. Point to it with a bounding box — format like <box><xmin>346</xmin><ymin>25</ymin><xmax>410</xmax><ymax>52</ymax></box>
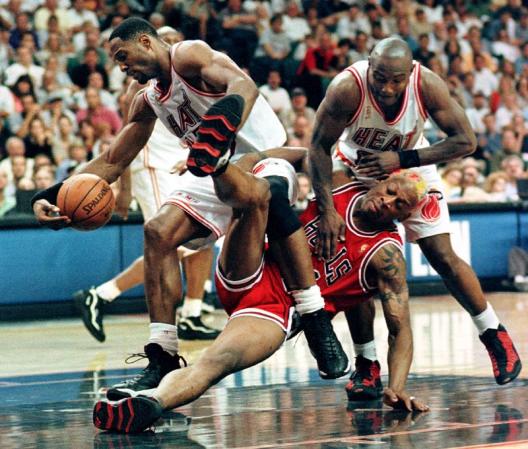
<box><xmin>57</xmin><ymin>173</ymin><xmax>115</xmax><ymax>231</ymax></box>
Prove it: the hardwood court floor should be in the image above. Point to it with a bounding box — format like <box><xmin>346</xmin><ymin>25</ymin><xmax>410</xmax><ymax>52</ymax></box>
<box><xmin>1</xmin><ymin>292</ymin><xmax>528</xmax><ymax>448</ymax></box>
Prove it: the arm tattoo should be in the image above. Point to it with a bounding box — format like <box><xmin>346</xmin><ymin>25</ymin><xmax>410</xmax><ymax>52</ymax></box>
<box><xmin>379</xmin><ymin>245</ymin><xmax>404</xmax><ymax>279</ymax></box>
<box><xmin>378</xmin><ymin>290</ymin><xmax>403</xmax><ymax>305</ymax></box>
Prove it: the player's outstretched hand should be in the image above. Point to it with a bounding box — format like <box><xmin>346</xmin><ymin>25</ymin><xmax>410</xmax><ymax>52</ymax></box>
<box><xmin>356</xmin><ymin>148</ymin><xmax>399</xmax><ymax>179</ymax></box>
<box><xmin>33</xmin><ymin>199</ymin><xmax>71</xmax><ymax>230</ymax></box>
<box><xmin>316</xmin><ymin>208</ymin><xmax>346</xmax><ymax>259</ymax></box>
<box><xmin>383</xmin><ymin>388</ymin><xmax>429</xmax><ymax>412</ymax></box>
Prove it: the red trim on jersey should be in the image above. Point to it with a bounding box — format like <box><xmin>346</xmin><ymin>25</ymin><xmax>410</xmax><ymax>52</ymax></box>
<box><xmin>359</xmin><ymin>238</ymin><xmax>403</xmax><ymax>292</ymax></box>
<box><xmin>142</xmin><ymin>91</ymin><xmax>152</xmax><ymax>108</ymax></box>
<box><xmin>164</xmin><ymin>198</ymin><xmax>223</xmax><ymax>237</ymax></box>
<box><xmin>335</xmin><ymin>143</ymin><xmax>355</xmax><ymax>167</ymax></box>
<box><xmin>366</xmin><ymin>71</ymin><xmax>410</xmax><ymax>126</ymax></box>
<box><xmin>345</xmin><ymin>67</ymin><xmax>364</xmax><ymax>125</ymax></box>
<box><xmin>230</xmin><ymin>308</ymin><xmax>289</xmax><ymax>332</ymax></box>
<box><xmin>215</xmin><ymin>259</ymin><xmax>265</xmax><ymax>292</ymax></box>
<box><xmin>414</xmin><ymin>63</ymin><xmax>428</xmax><ymax>120</ymax></box>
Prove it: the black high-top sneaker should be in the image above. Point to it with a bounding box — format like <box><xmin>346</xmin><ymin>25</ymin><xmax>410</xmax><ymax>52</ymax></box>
<box><xmin>73</xmin><ymin>287</ymin><xmax>107</xmax><ymax>342</ymax></box>
<box><xmin>106</xmin><ymin>343</ymin><xmax>187</xmax><ymax>400</ymax></box>
<box><xmin>301</xmin><ymin>309</ymin><xmax>351</xmax><ymax>379</ymax></box>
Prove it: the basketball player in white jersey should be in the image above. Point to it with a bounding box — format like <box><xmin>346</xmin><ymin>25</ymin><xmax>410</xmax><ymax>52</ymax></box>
<box><xmin>32</xmin><ymin>18</ymin><xmax>348</xmax><ymax>399</ymax></box>
<box><xmin>73</xmin><ymin>27</ymin><xmax>221</xmax><ymax>344</ymax></box>
<box><xmin>308</xmin><ymin>37</ymin><xmax>521</xmax><ymax>396</ymax></box>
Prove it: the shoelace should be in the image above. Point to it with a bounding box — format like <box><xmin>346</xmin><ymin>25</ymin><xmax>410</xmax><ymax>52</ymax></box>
<box><xmin>124</xmin><ymin>352</ymin><xmax>189</xmax><ymax>368</ymax></box>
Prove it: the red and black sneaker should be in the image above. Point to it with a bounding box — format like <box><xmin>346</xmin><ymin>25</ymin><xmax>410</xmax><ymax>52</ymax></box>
<box><xmin>479</xmin><ymin>324</ymin><xmax>522</xmax><ymax>385</ymax></box>
<box><xmin>345</xmin><ymin>355</ymin><xmax>383</xmax><ymax>401</ymax></box>
<box><xmin>93</xmin><ymin>396</ymin><xmax>163</xmax><ymax>434</ymax></box>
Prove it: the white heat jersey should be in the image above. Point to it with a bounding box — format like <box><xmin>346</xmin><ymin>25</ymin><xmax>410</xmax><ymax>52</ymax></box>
<box><xmin>143</xmin><ymin>43</ymin><xmax>287</xmax><ymax>160</ymax></box>
<box><xmin>131</xmin><ymin>119</ymin><xmax>188</xmax><ymax>172</ymax></box>
<box><xmin>335</xmin><ymin>60</ymin><xmax>440</xmax><ymax>187</ymax></box>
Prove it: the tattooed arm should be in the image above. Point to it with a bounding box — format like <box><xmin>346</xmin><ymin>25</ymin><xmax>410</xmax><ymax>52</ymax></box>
<box><xmin>368</xmin><ymin>243</ymin><xmax>429</xmax><ymax>412</ymax></box>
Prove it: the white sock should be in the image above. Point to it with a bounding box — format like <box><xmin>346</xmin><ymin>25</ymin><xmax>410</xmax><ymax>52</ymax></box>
<box><xmin>353</xmin><ymin>340</ymin><xmax>378</xmax><ymax>361</ymax></box>
<box><xmin>149</xmin><ymin>322</ymin><xmax>179</xmax><ymax>355</ymax></box>
<box><xmin>96</xmin><ymin>280</ymin><xmax>121</xmax><ymax>302</ymax></box>
<box><xmin>472</xmin><ymin>302</ymin><xmax>500</xmax><ymax>335</ymax></box>
<box><xmin>292</xmin><ymin>285</ymin><xmax>325</xmax><ymax>315</ymax></box>
<box><xmin>203</xmin><ymin>279</ymin><xmax>212</xmax><ymax>293</ymax></box>
<box><xmin>181</xmin><ymin>297</ymin><xmax>202</xmax><ymax>318</ymax></box>
<box><xmin>514</xmin><ymin>275</ymin><xmax>526</xmax><ymax>283</ymax></box>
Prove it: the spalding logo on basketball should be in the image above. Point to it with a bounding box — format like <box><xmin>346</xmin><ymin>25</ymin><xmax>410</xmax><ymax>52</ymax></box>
<box><xmin>420</xmin><ymin>194</ymin><xmax>441</xmax><ymax>222</ymax></box>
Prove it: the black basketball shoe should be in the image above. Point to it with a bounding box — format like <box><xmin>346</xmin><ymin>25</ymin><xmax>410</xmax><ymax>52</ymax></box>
<box><xmin>301</xmin><ymin>309</ymin><xmax>350</xmax><ymax>379</ymax></box>
<box><xmin>480</xmin><ymin>324</ymin><xmax>522</xmax><ymax>385</ymax></box>
<box><xmin>73</xmin><ymin>287</ymin><xmax>107</xmax><ymax>342</ymax></box>
<box><xmin>93</xmin><ymin>396</ymin><xmax>163</xmax><ymax>433</ymax></box>
<box><xmin>106</xmin><ymin>343</ymin><xmax>187</xmax><ymax>400</ymax></box>
<box><xmin>177</xmin><ymin>316</ymin><xmax>221</xmax><ymax>340</ymax></box>
<box><xmin>345</xmin><ymin>355</ymin><xmax>383</xmax><ymax>401</ymax></box>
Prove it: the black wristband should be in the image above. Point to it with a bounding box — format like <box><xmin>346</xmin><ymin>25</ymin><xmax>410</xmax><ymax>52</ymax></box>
<box><xmin>398</xmin><ymin>150</ymin><xmax>420</xmax><ymax>169</ymax></box>
<box><xmin>30</xmin><ymin>182</ymin><xmax>63</xmax><ymax>208</ymax></box>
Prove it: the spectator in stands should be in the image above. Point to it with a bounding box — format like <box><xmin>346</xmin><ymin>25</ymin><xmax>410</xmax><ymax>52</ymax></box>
<box><xmin>455</xmin><ymin>160</ymin><xmax>489</xmax><ymax>203</ymax></box>
<box><xmin>23</xmin><ymin>116</ymin><xmax>54</xmax><ymax>161</ymax></box>
<box><xmin>9</xmin><ymin>12</ymin><xmax>39</xmax><ymax>50</ymax></box>
<box><xmin>0</xmin><ymin>168</ymin><xmax>15</xmax><ymax>217</ymax></box>
<box><xmin>474</xmin><ymin>53</ymin><xmax>499</xmax><ymax>97</ymax></box>
<box><xmin>466</xmin><ymin>92</ymin><xmax>490</xmax><ymax>135</ymax></box>
<box><xmin>258</xmin><ymin>70</ymin><xmax>291</xmax><ymax>117</ymax></box>
<box><xmin>411</xmin><ymin>8</ymin><xmax>433</xmax><ymax>37</ymax></box>
<box><xmin>76</xmin><ymin>87</ymin><xmax>122</xmax><ymax>137</ymax></box>
<box><xmin>348</xmin><ymin>31</ymin><xmax>369</xmax><ymax>64</ymax></box>
<box><xmin>34</xmin><ymin>0</ymin><xmax>68</xmax><ymax>33</ymax></box>
<box><xmin>287</xmin><ymin>115</ymin><xmax>311</xmax><ymax>148</ymax></box>
<box><xmin>294</xmin><ymin>171</ymin><xmax>313</xmax><ymax>211</ymax></box>
<box><xmin>4</xmin><ymin>154</ymin><xmax>32</xmax><ymax>198</ymax></box>
<box><xmin>516</xmin><ymin>76</ymin><xmax>528</xmax><ymax>110</ymax></box>
<box><xmin>295</xmin><ymin>31</ymin><xmax>338</xmax><ymax>108</ymax></box>
<box><xmin>66</xmin><ymin>0</ymin><xmax>99</xmax><ymax>36</ymax></box>
<box><xmin>501</xmin><ymin>154</ymin><xmax>526</xmax><ymax>199</ymax></box>
<box><xmin>69</xmin><ymin>47</ymin><xmax>108</xmax><ymax>90</ymax></box>
<box><xmin>496</xmin><ymin>92</ymin><xmax>523</xmax><ymax>131</ymax></box>
<box><xmin>56</xmin><ymin>142</ymin><xmax>87</xmax><ymax>181</ymax></box>
<box><xmin>33</xmin><ymin>153</ymin><xmax>53</xmax><ymax>173</ymax></box>
<box><xmin>40</xmin><ymin>92</ymin><xmax>77</xmax><ymax>135</ymax></box>
<box><xmin>336</xmin><ymin>4</ymin><xmax>369</xmax><ymax>41</ymax></box>
<box><xmin>515</xmin><ymin>10</ymin><xmax>528</xmax><ymax>45</ymax></box>
<box><xmin>484</xmin><ymin>171</ymin><xmax>512</xmax><ymax>202</ymax></box>
<box><xmin>218</xmin><ymin>0</ymin><xmax>258</xmax><ymax>68</ymax></box>
<box><xmin>477</xmin><ymin>113</ymin><xmax>505</xmax><ymax>166</ymax></box>
<box><xmin>441</xmin><ymin>163</ymin><xmax>463</xmax><ymax>201</ymax></box>
<box><xmin>281</xmin><ymin>1</ymin><xmax>310</xmax><ymax>44</ymax></box>
<box><xmin>280</xmin><ymin>87</ymin><xmax>315</xmax><ymax>134</ymax></box>
<box><xmin>73</xmin><ymin>72</ymin><xmax>118</xmax><ymax>112</ymax></box>
<box><xmin>77</xmin><ymin>119</ymin><xmax>97</xmax><ymax>157</ymax></box>
<box><xmin>413</xmin><ymin>33</ymin><xmax>435</xmax><ymax>68</ymax></box>
<box><xmin>395</xmin><ymin>16</ymin><xmax>418</xmax><ymax>52</ymax></box>
<box><xmin>52</xmin><ymin>114</ymin><xmax>81</xmax><ymax>165</ymax></box>
<box><xmin>8</xmin><ymin>93</ymin><xmax>42</xmax><ymax>139</ymax></box>
<box><xmin>490</xmin><ymin>128</ymin><xmax>522</xmax><ymax>172</ymax></box>
<box><xmin>33</xmin><ymin>165</ymin><xmax>55</xmax><ymax>190</ymax></box>
<box><xmin>4</xmin><ymin>45</ymin><xmax>45</xmax><ymax>89</ymax></box>
<box><xmin>252</xmin><ymin>14</ymin><xmax>291</xmax><ymax>84</ymax></box>
<box><xmin>36</xmin><ymin>31</ymin><xmax>72</xmax><ymax>68</ymax></box>
<box><xmin>460</xmin><ymin>72</ymin><xmax>477</xmax><ymax>108</ymax></box>
<box><xmin>491</xmin><ymin>28</ymin><xmax>520</xmax><ymax>64</ymax></box>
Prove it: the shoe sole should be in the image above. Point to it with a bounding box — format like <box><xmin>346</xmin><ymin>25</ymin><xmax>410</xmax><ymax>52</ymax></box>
<box><xmin>106</xmin><ymin>387</ymin><xmax>156</xmax><ymax>401</ymax></box>
<box><xmin>93</xmin><ymin>397</ymin><xmax>161</xmax><ymax>433</ymax></box>
<box><xmin>319</xmin><ymin>361</ymin><xmax>352</xmax><ymax>380</ymax></box>
<box><xmin>497</xmin><ymin>360</ymin><xmax>522</xmax><ymax>385</ymax></box>
<box><xmin>73</xmin><ymin>292</ymin><xmax>105</xmax><ymax>343</ymax></box>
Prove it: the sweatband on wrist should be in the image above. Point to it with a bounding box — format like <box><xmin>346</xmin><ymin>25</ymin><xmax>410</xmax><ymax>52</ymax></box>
<box><xmin>398</xmin><ymin>150</ymin><xmax>420</xmax><ymax>168</ymax></box>
<box><xmin>30</xmin><ymin>182</ymin><xmax>63</xmax><ymax>208</ymax></box>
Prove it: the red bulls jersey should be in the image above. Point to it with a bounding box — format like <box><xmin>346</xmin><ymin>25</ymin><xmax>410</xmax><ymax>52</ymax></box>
<box><xmin>301</xmin><ymin>182</ymin><xmax>404</xmax><ymax>310</ymax></box>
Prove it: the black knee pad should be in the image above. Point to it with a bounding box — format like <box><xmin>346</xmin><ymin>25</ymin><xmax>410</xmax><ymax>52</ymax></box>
<box><xmin>266</xmin><ymin>175</ymin><xmax>301</xmax><ymax>240</ymax></box>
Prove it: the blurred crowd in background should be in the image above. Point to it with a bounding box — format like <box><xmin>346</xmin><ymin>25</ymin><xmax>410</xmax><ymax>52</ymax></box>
<box><xmin>1</xmin><ymin>0</ymin><xmax>528</xmax><ymax>218</ymax></box>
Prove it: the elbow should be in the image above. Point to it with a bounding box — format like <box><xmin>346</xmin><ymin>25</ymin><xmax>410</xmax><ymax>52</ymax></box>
<box><xmin>461</xmin><ymin>132</ymin><xmax>477</xmax><ymax>157</ymax></box>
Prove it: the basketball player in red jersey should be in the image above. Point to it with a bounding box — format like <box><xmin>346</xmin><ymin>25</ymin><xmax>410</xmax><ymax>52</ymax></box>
<box><xmin>92</xmin><ymin>158</ymin><xmax>430</xmax><ymax>434</ymax></box>
<box><xmin>31</xmin><ymin>18</ymin><xmax>348</xmax><ymax>398</ymax></box>
<box><xmin>308</xmin><ymin>36</ymin><xmax>521</xmax><ymax>395</ymax></box>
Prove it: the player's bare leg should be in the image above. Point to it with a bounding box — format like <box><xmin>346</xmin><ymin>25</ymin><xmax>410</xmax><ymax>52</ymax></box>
<box><xmin>93</xmin><ymin>160</ymin><xmax>285</xmax><ymax>433</ymax></box>
<box><xmin>178</xmin><ymin>247</ymin><xmax>220</xmax><ymax>340</ymax></box>
<box><xmin>419</xmin><ymin>233</ymin><xmax>521</xmax><ymax>384</ymax></box>
<box><xmin>215</xmin><ymin>161</ymin><xmax>350</xmax><ymax>379</ymax></box>
<box><xmin>105</xmin><ymin>206</ymin><xmax>212</xmax><ymax>401</ymax></box>
<box><xmin>344</xmin><ymin>300</ymin><xmax>383</xmax><ymax>401</ymax></box>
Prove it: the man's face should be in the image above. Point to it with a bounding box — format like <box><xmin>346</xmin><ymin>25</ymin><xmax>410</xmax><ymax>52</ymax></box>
<box><xmin>110</xmin><ymin>36</ymin><xmax>160</xmax><ymax>84</ymax></box>
<box><xmin>268</xmin><ymin>71</ymin><xmax>280</xmax><ymax>88</ymax></box>
<box><xmin>292</xmin><ymin>94</ymin><xmax>306</xmax><ymax>109</ymax></box>
<box><xmin>368</xmin><ymin>57</ymin><xmax>412</xmax><ymax>108</ymax></box>
<box><xmin>360</xmin><ymin>176</ymin><xmax>418</xmax><ymax>223</ymax></box>
<box><xmin>11</xmin><ymin>156</ymin><xmax>26</xmax><ymax>178</ymax></box>
<box><xmin>86</xmin><ymin>88</ymin><xmax>101</xmax><ymax>109</ymax></box>
<box><xmin>503</xmin><ymin>159</ymin><xmax>524</xmax><ymax>178</ymax></box>
<box><xmin>34</xmin><ymin>169</ymin><xmax>54</xmax><ymax>189</ymax></box>
<box><xmin>297</xmin><ymin>176</ymin><xmax>311</xmax><ymax>200</ymax></box>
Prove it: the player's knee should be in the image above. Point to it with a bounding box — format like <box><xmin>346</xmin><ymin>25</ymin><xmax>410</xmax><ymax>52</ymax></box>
<box><xmin>144</xmin><ymin>216</ymin><xmax>174</xmax><ymax>253</ymax></box>
<box><xmin>241</xmin><ymin>177</ymin><xmax>271</xmax><ymax>211</ymax></box>
<box><xmin>196</xmin><ymin>349</ymin><xmax>241</xmax><ymax>383</ymax></box>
